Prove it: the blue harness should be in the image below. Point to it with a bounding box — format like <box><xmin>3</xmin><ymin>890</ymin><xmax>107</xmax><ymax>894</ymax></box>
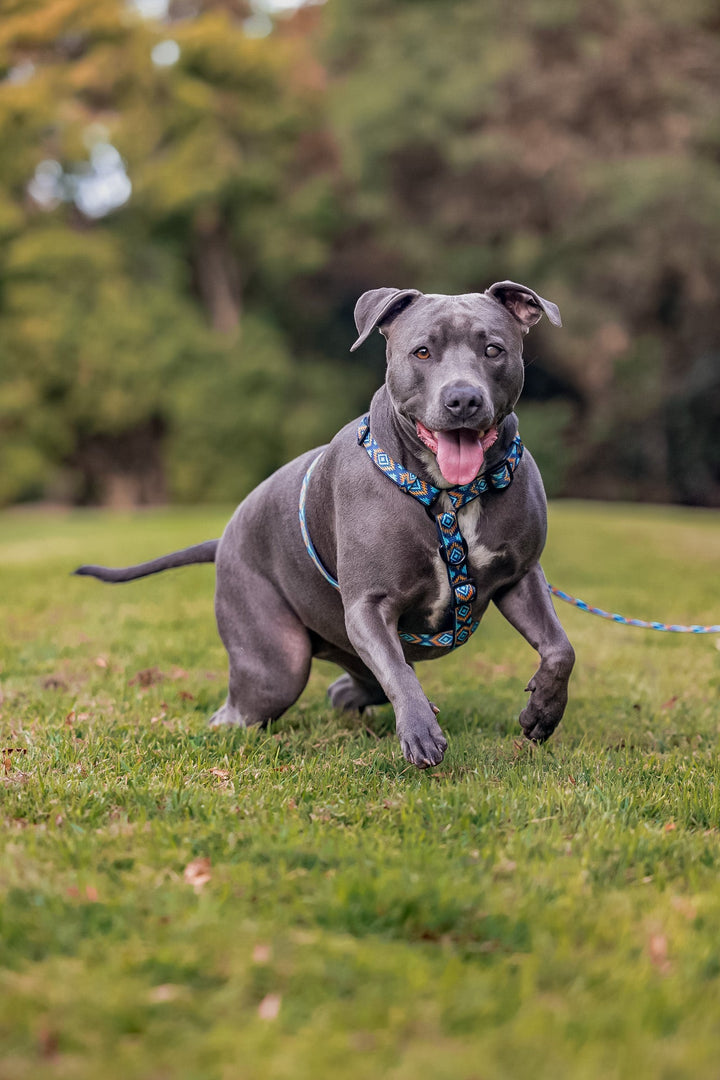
<box><xmin>299</xmin><ymin>416</ymin><xmax>524</xmax><ymax>649</ymax></box>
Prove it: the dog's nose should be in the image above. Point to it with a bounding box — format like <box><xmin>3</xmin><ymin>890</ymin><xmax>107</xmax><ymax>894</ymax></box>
<box><xmin>441</xmin><ymin>383</ymin><xmax>487</xmax><ymax>421</ymax></box>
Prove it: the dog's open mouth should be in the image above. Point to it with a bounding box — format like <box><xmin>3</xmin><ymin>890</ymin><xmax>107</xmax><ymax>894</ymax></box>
<box><xmin>416</xmin><ymin>421</ymin><xmax>498</xmax><ymax>485</ymax></box>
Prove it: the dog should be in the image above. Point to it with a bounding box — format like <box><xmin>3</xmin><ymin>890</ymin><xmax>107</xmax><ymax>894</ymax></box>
<box><xmin>76</xmin><ymin>282</ymin><xmax>575</xmax><ymax>769</ymax></box>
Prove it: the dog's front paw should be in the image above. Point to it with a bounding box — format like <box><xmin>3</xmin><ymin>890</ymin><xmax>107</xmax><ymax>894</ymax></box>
<box><xmin>518</xmin><ymin>675</ymin><xmax>568</xmax><ymax>743</ymax></box>
<box><xmin>397</xmin><ymin>707</ymin><xmax>448</xmax><ymax>769</ymax></box>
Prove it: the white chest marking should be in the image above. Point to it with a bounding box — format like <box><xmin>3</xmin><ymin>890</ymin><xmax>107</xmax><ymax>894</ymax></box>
<box><xmin>425</xmin><ymin>495</ymin><xmax>497</xmax><ymax>629</ymax></box>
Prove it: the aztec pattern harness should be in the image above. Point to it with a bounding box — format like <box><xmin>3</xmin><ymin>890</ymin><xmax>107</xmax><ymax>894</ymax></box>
<box><xmin>299</xmin><ymin>416</ymin><xmax>524</xmax><ymax>649</ymax></box>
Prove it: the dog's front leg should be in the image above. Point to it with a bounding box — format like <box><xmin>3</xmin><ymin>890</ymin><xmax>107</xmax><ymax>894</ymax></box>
<box><xmin>344</xmin><ymin>595</ymin><xmax>447</xmax><ymax>768</ymax></box>
<box><xmin>493</xmin><ymin>563</ymin><xmax>575</xmax><ymax>742</ymax></box>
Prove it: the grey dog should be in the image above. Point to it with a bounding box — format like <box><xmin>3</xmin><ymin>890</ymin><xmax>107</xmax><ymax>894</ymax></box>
<box><xmin>76</xmin><ymin>282</ymin><xmax>575</xmax><ymax>769</ymax></box>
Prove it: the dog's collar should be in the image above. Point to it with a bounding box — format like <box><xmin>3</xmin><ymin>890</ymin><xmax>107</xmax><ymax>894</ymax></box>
<box><xmin>298</xmin><ymin>417</ymin><xmax>523</xmax><ymax>650</ymax></box>
<box><xmin>356</xmin><ymin>416</ymin><xmax>523</xmax><ymax>508</ymax></box>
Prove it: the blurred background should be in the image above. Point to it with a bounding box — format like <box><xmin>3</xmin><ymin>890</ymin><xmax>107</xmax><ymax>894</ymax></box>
<box><xmin>1</xmin><ymin>0</ymin><xmax>719</xmax><ymax>510</ymax></box>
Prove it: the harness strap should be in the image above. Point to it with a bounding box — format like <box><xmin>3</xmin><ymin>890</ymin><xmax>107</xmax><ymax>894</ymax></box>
<box><xmin>299</xmin><ymin>417</ymin><xmax>524</xmax><ymax>649</ymax></box>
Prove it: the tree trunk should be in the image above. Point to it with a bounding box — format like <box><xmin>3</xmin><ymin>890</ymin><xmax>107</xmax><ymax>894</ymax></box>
<box><xmin>73</xmin><ymin>418</ymin><xmax>167</xmax><ymax>507</ymax></box>
<box><xmin>192</xmin><ymin>211</ymin><xmax>242</xmax><ymax>334</ymax></box>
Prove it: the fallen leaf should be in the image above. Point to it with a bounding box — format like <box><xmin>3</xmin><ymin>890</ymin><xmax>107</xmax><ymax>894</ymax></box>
<box><xmin>38</xmin><ymin>1027</ymin><xmax>59</xmax><ymax>1060</ymax></box>
<box><xmin>148</xmin><ymin>984</ymin><xmax>181</xmax><ymax>1003</ymax></box>
<box><xmin>257</xmin><ymin>993</ymin><xmax>281</xmax><ymax>1020</ymax></box>
<box><xmin>129</xmin><ymin>667</ymin><xmax>165</xmax><ymax>688</ymax></box>
<box><xmin>41</xmin><ymin>675</ymin><xmax>67</xmax><ymax>691</ymax></box>
<box><xmin>252</xmin><ymin>943</ymin><xmax>271</xmax><ymax>964</ymax></box>
<box><xmin>2</xmin><ymin>748</ymin><xmax>26</xmax><ymax>775</ymax></box>
<box><xmin>648</xmin><ymin>932</ymin><xmax>671</xmax><ymax>974</ymax></box>
<box><xmin>85</xmin><ymin>885</ymin><xmax>99</xmax><ymax>902</ymax></box>
<box><xmin>661</xmin><ymin>696</ymin><xmax>678</xmax><ymax>710</ymax></box>
<box><xmin>670</xmin><ymin>895</ymin><xmax>697</xmax><ymax>920</ymax></box>
<box><xmin>183</xmin><ymin>856</ymin><xmax>212</xmax><ymax>890</ymax></box>
<box><xmin>94</xmin><ymin>656</ymin><xmax>108</xmax><ymax>669</ymax></box>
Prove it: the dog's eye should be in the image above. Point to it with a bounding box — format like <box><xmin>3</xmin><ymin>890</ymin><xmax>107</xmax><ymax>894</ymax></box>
<box><xmin>413</xmin><ymin>346</ymin><xmax>431</xmax><ymax>360</ymax></box>
<box><xmin>485</xmin><ymin>344</ymin><xmax>503</xmax><ymax>358</ymax></box>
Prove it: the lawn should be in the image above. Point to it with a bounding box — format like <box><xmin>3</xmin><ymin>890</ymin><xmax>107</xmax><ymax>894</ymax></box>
<box><xmin>1</xmin><ymin>501</ymin><xmax>720</xmax><ymax>1080</ymax></box>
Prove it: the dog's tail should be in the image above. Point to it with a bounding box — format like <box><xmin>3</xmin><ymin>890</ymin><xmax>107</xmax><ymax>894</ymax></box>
<box><xmin>73</xmin><ymin>539</ymin><xmax>219</xmax><ymax>583</ymax></box>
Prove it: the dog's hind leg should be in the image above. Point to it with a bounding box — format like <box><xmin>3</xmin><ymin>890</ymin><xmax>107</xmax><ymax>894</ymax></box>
<box><xmin>313</xmin><ymin>645</ymin><xmax>390</xmax><ymax>713</ymax></box>
<box><xmin>327</xmin><ymin>671</ymin><xmax>389</xmax><ymax>713</ymax></box>
<box><xmin>210</xmin><ymin>571</ymin><xmax>312</xmax><ymax>729</ymax></box>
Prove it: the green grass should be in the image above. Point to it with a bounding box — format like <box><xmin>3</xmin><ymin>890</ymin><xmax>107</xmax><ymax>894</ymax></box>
<box><xmin>2</xmin><ymin>501</ymin><xmax>720</xmax><ymax>1079</ymax></box>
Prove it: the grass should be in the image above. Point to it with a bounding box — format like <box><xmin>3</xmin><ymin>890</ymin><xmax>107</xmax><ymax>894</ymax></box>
<box><xmin>1</xmin><ymin>500</ymin><xmax>720</xmax><ymax>1079</ymax></box>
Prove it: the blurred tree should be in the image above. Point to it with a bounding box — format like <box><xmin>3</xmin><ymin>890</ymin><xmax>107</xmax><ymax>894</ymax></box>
<box><xmin>320</xmin><ymin>0</ymin><xmax>720</xmax><ymax>502</ymax></box>
<box><xmin>0</xmin><ymin>0</ymin><xmax>348</xmax><ymax>504</ymax></box>
<box><xmin>2</xmin><ymin>0</ymin><xmax>720</xmax><ymax>507</ymax></box>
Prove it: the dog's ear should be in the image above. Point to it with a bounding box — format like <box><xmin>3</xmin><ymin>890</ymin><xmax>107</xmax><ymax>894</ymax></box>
<box><xmin>486</xmin><ymin>281</ymin><xmax>562</xmax><ymax>332</ymax></box>
<box><xmin>350</xmin><ymin>288</ymin><xmax>422</xmax><ymax>352</ymax></box>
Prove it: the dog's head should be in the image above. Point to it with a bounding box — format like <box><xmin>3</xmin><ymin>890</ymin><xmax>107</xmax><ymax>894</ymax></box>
<box><xmin>351</xmin><ymin>282</ymin><xmax>562</xmax><ymax>485</ymax></box>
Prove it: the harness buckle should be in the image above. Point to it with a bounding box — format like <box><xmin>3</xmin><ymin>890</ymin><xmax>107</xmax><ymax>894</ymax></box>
<box><xmin>437</xmin><ymin>535</ymin><xmax>468</xmax><ymax>566</ymax></box>
<box><xmin>452</xmin><ymin>579</ymin><xmax>477</xmax><ymax>605</ymax></box>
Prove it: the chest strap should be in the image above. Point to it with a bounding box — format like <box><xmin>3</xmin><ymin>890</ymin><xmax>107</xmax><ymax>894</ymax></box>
<box><xmin>299</xmin><ymin>417</ymin><xmax>523</xmax><ymax>649</ymax></box>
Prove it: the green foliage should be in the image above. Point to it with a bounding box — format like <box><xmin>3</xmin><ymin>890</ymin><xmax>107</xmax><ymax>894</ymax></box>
<box><xmin>0</xmin><ymin>0</ymin><xmax>339</xmax><ymax>506</ymax></box>
<box><xmin>323</xmin><ymin>0</ymin><xmax>720</xmax><ymax>503</ymax></box>
<box><xmin>3</xmin><ymin>503</ymin><xmax>720</xmax><ymax>1074</ymax></box>
<box><xmin>167</xmin><ymin>315</ymin><xmax>373</xmax><ymax>503</ymax></box>
<box><xmin>1</xmin><ymin>0</ymin><xmax>720</xmax><ymax>506</ymax></box>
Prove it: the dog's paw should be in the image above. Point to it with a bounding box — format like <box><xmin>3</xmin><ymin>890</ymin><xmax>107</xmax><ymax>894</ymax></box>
<box><xmin>208</xmin><ymin>702</ymin><xmax>250</xmax><ymax>729</ymax></box>
<box><xmin>518</xmin><ymin>679</ymin><xmax>567</xmax><ymax>743</ymax></box>
<box><xmin>397</xmin><ymin>709</ymin><xmax>448</xmax><ymax>769</ymax></box>
<box><xmin>327</xmin><ymin>673</ymin><xmax>388</xmax><ymax>713</ymax></box>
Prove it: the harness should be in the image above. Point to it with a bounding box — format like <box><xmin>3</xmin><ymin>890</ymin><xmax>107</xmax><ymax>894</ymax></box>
<box><xmin>299</xmin><ymin>416</ymin><xmax>524</xmax><ymax>650</ymax></box>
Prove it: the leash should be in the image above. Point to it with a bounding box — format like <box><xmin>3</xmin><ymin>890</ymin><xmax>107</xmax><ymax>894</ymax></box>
<box><xmin>546</xmin><ymin>584</ymin><xmax>720</xmax><ymax>634</ymax></box>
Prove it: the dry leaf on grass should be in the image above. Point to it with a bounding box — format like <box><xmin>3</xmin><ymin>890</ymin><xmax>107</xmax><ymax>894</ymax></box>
<box><xmin>129</xmin><ymin>667</ymin><xmax>165</xmax><ymax>688</ymax></box>
<box><xmin>183</xmin><ymin>856</ymin><xmax>212</xmax><ymax>890</ymax></box>
<box><xmin>252</xmin><ymin>944</ymin><xmax>271</xmax><ymax>964</ymax></box>
<box><xmin>148</xmin><ymin>984</ymin><xmax>182</xmax><ymax>1003</ymax></box>
<box><xmin>2</xmin><ymin>748</ymin><xmax>27</xmax><ymax>774</ymax></box>
<box><xmin>41</xmin><ymin>675</ymin><xmax>67</xmax><ymax>691</ymax></box>
<box><xmin>648</xmin><ymin>932</ymin><xmax>672</xmax><ymax>975</ymax></box>
<box><xmin>670</xmin><ymin>895</ymin><xmax>698</xmax><ymax>921</ymax></box>
<box><xmin>257</xmin><ymin>993</ymin><xmax>281</xmax><ymax>1020</ymax></box>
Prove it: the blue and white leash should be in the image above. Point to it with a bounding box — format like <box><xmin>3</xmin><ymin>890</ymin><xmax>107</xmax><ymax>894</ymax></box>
<box><xmin>301</xmin><ymin>416</ymin><xmax>720</xmax><ymax>641</ymax></box>
<box><xmin>547</xmin><ymin>584</ymin><xmax>720</xmax><ymax>635</ymax></box>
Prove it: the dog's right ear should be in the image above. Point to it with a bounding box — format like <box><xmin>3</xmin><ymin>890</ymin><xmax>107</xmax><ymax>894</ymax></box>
<box><xmin>350</xmin><ymin>288</ymin><xmax>422</xmax><ymax>352</ymax></box>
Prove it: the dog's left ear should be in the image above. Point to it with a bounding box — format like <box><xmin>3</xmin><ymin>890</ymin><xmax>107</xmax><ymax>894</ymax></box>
<box><xmin>350</xmin><ymin>287</ymin><xmax>422</xmax><ymax>352</ymax></box>
<box><xmin>486</xmin><ymin>281</ymin><xmax>562</xmax><ymax>332</ymax></box>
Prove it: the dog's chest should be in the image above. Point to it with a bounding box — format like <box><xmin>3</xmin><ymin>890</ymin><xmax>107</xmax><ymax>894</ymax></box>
<box><xmin>425</xmin><ymin>496</ymin><xmax>498</xmax><ymax>628</ymax></box>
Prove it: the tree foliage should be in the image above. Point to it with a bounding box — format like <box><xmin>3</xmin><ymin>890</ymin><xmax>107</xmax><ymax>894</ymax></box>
<box><xmin>1</xmin><ymin>0</ymin><xmax>719</xmax><ymax>506</ymax></box>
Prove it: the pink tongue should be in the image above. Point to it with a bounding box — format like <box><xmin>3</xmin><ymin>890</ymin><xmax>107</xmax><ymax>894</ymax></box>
<box><xmin>435</xmin><ymin>429</ymin><xmax>486</xmax><ymax>485</ymax></box>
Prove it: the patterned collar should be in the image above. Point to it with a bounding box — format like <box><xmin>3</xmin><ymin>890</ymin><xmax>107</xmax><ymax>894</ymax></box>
<box><xmin>356</xmin><ymin>416</ymin><xmax>524</xmax><ymax>509</ymax></box>
<box><xmin>298</xmin><ymin>416</ymin><xmax>524</xmax><ymax>650</ymax></box>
